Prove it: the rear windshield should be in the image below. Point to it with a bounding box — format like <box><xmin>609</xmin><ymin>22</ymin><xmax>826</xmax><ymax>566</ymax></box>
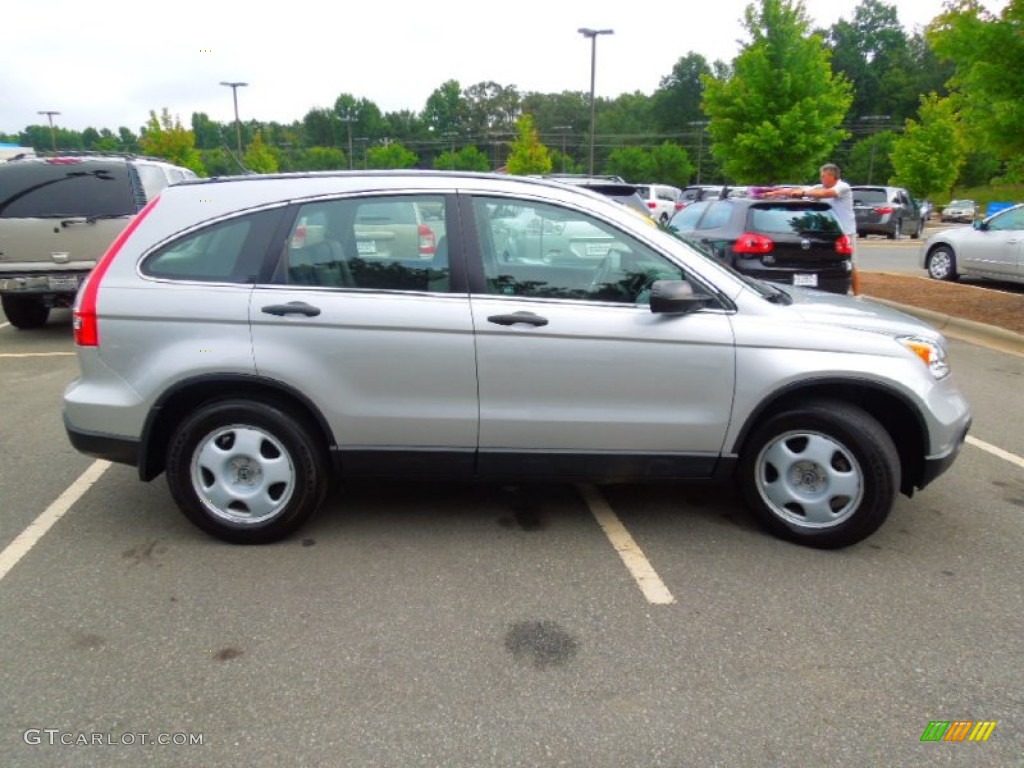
<box><xmin>0</xmin><ymin>160</ymin><xmax>136</xmax><ymax>218</ymax></box>
<box><xmin>852</xmin><ymin>188</ymin><xmax>889</xmax><ymax>204</ymax></box>
<box><xmin>748</xmin><ymin>203</ymin><xmax>841</xmax><ymax>234</ymax></box>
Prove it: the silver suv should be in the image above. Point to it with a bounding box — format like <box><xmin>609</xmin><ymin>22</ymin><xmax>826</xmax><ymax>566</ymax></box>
<box><xmin>63</xmin><ymin>171</ymin><xmax>971</xmax><ymax>548</ymax></box>
<box><xmin>0</xmin><ymin>153</ymin><xmax>198</xmax><ymax>328</ymax></box>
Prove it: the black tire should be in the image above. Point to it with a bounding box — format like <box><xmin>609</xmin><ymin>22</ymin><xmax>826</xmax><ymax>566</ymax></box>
<box><xmin>1</xmin><ymin>294</ymin><xmax>50</xmax><ymax>329</ymax></box>
<box><xmin>166</xmin><ymin>399</ymin><xmax>328</xmax><ymax>544</ymax></box>
<box><xmin>926</xmin><ymin>245</ymin><xmax>958</xmax><ymax>281</ymax></box>
<box><xmin>889</xmin><ymin>219</ymin><xmax>903</xmax><ymax>240</ymax></box>
<box><xmin>911</xmin><ymin>219</ymin><xmax>924</xmax><ymax>239</ymax></box>
<box><xmin>738</xmin><ymin>400</ymin><xmax>900</xmax><ymax>549</ymax></box>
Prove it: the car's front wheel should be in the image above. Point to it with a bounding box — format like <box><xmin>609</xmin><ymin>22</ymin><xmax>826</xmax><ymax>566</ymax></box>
<box><xmin>1</xmin><ymin>294</ymin><xmax>50</xmax><ymax>329</ymax></box>
<box><xmin>166</xmin><ymin>399</ymin><xmax>328</xmax><ymax>544</ymax></box>
<box><xmin>926</xmin><ymin>245</ymin><xmax>958</xmax><ymax>281</ymax></box>
<box><xmin>739</xmin><ymin>400</ymin><xmax>899</xmax><ymax>549</ymax></box>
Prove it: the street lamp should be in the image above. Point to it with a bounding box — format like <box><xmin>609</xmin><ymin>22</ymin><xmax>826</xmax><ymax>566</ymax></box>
<box><xmin>687</xmin><ymin>120</ymin><xmax>709</xmax><ymax>183</ymax></box>
<box><xmin>859</xmin><ymin>115</ymin><xmax>891</xmax><ymax>184</ymax></box>
<box><xmin>37</xmin><ymin>110</ymin><xmax>60</xmax><ymax>151</ymax></box>
<box><xmin>219</xmin><ymin>81</ymin><xmax>248</xmax><ymax>158</ymax></box>
<box><xmin>578</xmin><ymin>27</ymin><xmax>613</xmax><ymax>175</ymax></box>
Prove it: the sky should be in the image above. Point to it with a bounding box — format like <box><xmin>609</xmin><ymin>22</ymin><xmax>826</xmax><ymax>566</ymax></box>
<box><xmin>0</xmin><ymin>0</ymin><xmax>1008</xmax><ymax>136</ymax></box>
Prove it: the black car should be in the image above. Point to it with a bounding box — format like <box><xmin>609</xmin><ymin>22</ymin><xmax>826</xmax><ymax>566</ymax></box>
<box><xmin>541</xmin><ymin>175</ymin><xmax>651</xmax><ymax>218</ymax></box>
<box><xmin>668</xmin><ymin>197</ymin><xmax>853</xmax><ymax>294</ymax></box>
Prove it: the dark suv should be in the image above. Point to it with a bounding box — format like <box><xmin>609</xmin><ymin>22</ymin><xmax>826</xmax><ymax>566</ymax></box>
<box><xmin>668</xmin><ymin>197</ymin><xmax>853</xmax><ymax>293</ymax></box>
<box><xmin>851</xmin><ymin>185</ymin><xmax>924</xmax><ymax>240</ymax></box>
<box><xmin>0</xmin><ymin>154</ymin><xmax>197</xmax><ymax>328</ymax></box>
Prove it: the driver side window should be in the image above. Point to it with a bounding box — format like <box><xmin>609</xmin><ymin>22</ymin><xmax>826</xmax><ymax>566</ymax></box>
<box><xmin>473</xmin><ymin>197</ymin><xmax>685</xmax><ymax>304</ymax></box>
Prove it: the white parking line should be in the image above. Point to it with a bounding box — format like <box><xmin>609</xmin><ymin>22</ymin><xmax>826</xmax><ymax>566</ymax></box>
<box><xmin>0</xmin><ymin>460</ymin><xmax>110</xmax><ymax>583</ymax></box>
<box><xmin>0</xmin><ymin>352</ymin><xmax>76</xmax><ymax>358</ymax></box>
<box><xmin>967</xmin><ymin>436</ymin><xmax>1024</xmax><ymax>470</ymax></box>
<box><xmin>577</xmin><ymin>484</ymin><xmax>675</xmax><ymax>605</ymax></box>
<box><xmin>0</xmin><ymin>322</ymin><xmax>9</xmax><ymax>329</ymax></box>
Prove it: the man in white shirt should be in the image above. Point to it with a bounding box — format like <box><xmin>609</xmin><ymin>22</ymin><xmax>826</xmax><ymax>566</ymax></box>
<box><xmin>765</xmin><ymin>163</ymin><xmax>859</xmax><ymax>292</ymax></box>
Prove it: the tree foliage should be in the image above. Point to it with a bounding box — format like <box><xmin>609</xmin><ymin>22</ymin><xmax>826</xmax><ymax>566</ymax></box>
<box><xmin>604</xmin><ymin>142</ymin><xmax>694</xmax><ymax>187</ymax></box>
<box><xmin>139</xmin><ymin>109</ymin><xmax>204</xmax><ymax>174</ymax></box>
<box><xmin>890</xmin><ymin>94</ymin><xmax>964</xmax><ymax>198</ymax></box>
<box><xmin>433</xmin><ymin>145</ymin><xmax>491</xmax><ymax>172</ymax></box>
<box><xmin>242</xmin><ymin>131</ymin><xmax>279</xmax><ymax>174</ymax></box>
<box><xmin>504</xmin><ymin>114</ymin><xmax>552</xmax><ymax>175</ymax></box>
<box><xmin>366</xmin><ymin>142</ymin><xmax>418</xmax><ymax>169</ymax></box>
<box><xmin>702</xmin><ymin>0</ymin><xmax>853</xmax><ymax>182</ymax></box>
<box><xmin>928</xmin><ymin>0</ymin><xmax>1024</xmax><ymax>167</ymax></box>
<box><xmin>652</xmin><ymin>53</ymin><xmax>713</xmax><ymax>133</ymax></box>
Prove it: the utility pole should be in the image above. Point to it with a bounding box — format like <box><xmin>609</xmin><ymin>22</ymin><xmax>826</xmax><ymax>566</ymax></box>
<box><xmin>219</xmin><ymin>81</ymin><xmax>248</xmax><ymax>159</ymax></box>
<box><xmin>38</xmin><ymin>111</ymin><xmax>61</xmax><ymax>151</ymax></box>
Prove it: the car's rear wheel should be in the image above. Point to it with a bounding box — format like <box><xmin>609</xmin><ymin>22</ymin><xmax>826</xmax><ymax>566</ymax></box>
<box><xmin>926</xmin><ymin>246</ymin><xmax>958</xmax><ymax>281</ymax></box>
<box><xmin>166</xmin><ymin>399</ymin><xmax>328</xmax><ymax>544</ymax></box>
<box><xmin>1</xmin><ymin>295</ymin><xmax>50</xmax><ymax>329</ymax></box>
<box><xmin>911</xmin><ymin>219</ymin><xmax>924</xmax><ymax>239</ymax></box>
<box><xmin>888</xmin><ymin>219</ymin><xmax>903</xmax><ymax>240</ymax></box>
<box><xmin>739</xmin><ymin>400</ymin><xmax>899</xmax><ymax>549</ymax></box>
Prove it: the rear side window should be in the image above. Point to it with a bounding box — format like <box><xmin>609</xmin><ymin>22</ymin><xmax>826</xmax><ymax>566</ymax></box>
<box><xmin>697</xmin><ymin>200</ymin><xmax>733</xmax><ymax>230</ymax></box>
<box><xmin>142</xmin><ymin>207</ymin><xmax>284</xmax><ymax>282</ymax></box>
<box><xmin>275</xmin><ymin>195</ymin><xmax>450</xmax><ymax>292</ymax></box>
<box><xmin>0</xmin><ymin>160</ymin><xmax>135</xmax><ymax>218</ymax></box>
<box><xmin>749</xmin><ymin>204</ymin><xmax>841</xmax><ymax>234</ymax></box>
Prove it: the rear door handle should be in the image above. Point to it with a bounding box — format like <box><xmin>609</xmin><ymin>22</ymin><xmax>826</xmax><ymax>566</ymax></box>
<box><xmin>261</xmin><ymin>301</ymin><xmax>321</xmax><ymax>317</ymax></box>
<box><xmin>487</xmin><ymin>311</ymin><xmax>549</xmax><ymax>327</ymax></box>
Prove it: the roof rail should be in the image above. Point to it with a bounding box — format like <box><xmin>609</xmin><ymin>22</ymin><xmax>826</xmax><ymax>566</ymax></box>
<box><xmin>33</xmin><ymin>149</ymin><xmax>171</xmax><ymax>163</ymax></box>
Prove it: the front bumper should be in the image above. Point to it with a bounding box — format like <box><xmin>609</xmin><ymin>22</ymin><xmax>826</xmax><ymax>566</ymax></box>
<box><xmin>918</xmin><ymin>418</ymin><xmax>971</xmax><ymax>491</ymax></box>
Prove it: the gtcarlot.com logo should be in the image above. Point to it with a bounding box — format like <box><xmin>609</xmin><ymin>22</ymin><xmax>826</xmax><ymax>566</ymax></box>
<box><xmin>920</xmin><ymin>720</ymin><xmax>997</xmax><ymax>742</ymax></box>
<box><xmin>23</xmin><ymin>729</ymin><xmax>203</xmax><ymax>746</ymax></box>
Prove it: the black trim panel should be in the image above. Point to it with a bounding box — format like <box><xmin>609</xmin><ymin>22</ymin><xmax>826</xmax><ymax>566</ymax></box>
<box><xmin>336</xmin><ymin>448</ymin><xmax>718</xmax><ymax>482</ymax></box>
<box><xmin>64</xmin><ymin>416</ymin><xmax>140</xmax><ymax>467</ymax></box>
<box><xmin>918</xmin><ymin>419</ymin><xmax>971</xmax><ymax>491</ymax></box>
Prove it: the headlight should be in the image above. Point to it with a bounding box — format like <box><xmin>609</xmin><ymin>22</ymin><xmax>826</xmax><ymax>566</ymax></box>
<box><xmin>898</xmin><ymin>335</ymin><xmax>950</xmax><ymax>379</ymax></box>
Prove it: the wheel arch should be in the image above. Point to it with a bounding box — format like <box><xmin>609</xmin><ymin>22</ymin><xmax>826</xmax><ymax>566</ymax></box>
<box><xmin>729</xmin><ymin>379</ymin><xmax>927</xmax><ymax>496</ymax></box>
<box><xmin>138</xmin><ymin>374</ymin><xmax>336</xmax><ymax>481</ymax></box>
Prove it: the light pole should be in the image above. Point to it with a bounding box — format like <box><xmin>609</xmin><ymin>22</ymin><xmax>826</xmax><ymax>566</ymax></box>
<box><xmin>38</xmin><ymin>111</ymin><xmax>60</xmax><ymax>151</ymax></box>
<box><xmin>578</xmin><ymin>27</ymin><xmax>613</xmax><ymax>175</ymax></box>
<box><xmin>219</xmin><ymin>81</ymin><xmax>248</xmax><ymax>159</ymax></box>
<box><xmin>688</xmin><ymin>120</ymin><xmax>709</xmax><ymax>183</ymax></box>
<box><xmin>859</xmin><ymin>115</ymin><xmax>891</xmax><ymax>184</ymax></box>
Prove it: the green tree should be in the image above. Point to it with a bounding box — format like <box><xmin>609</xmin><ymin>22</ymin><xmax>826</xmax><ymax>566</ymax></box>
<box><xmin>844</xmin><ymin>130</ymin><xmax>897</xmax><ymax>185</ymax></box>
<box><xmin>366</xmin><ymin>142</ymin><xmax>418</xmax><ymax>169</ymax></box>
<box><xmin>702</xmin><ymin>0</ymin><xmax>853</xmax><ymax>182</ymax></box>
<box><xmin>190</xmin><ymin>112</ymin><xmax>224</xmax><ymax>150</ymax></box>
<box><xmin>504</xmin><ymin>114</ymin><xmax>552</xmax><ymax>175</ymax></box>
<box><xmin>890</xmin><ymin>94</ymin><xmax>965</xmax><ymax>198</ymax></box>
<box><xmin>243</xmin><ymin>131</ymin><xmax>279</xmax><ymax>174</ymax></box>
<box><xmin>604</xmin><ymin>146</ymin><xmax>654</xmax><ymax>181</ymax></box>
<box><xmin>652</xmin><ymin>53</ymin><xmax>713</xmax><ymax>133</ymax></box>
<box><xmin>423</xmin><ymin>80</ymin><xmax>468</xmax><ymax>135</ymax></box>
<box><xmin>433</xmin><ymin>145</ymin><xmax>491</xmax><ymax>171</ymax></box>
<box><xmin>291</xmin><ymin>146</ymin><xmax>348</xmax><ymax>171</ymax></box>
<box><xmin>464</xmin><ymin>81</ymin><xmax>521</xmax><ymax>136</ymax></box>
<box><xmin>139</xmin><ymin>109</ymin><xmax>204</xmax><ymax>174</ymax></box>
<box><xmin>648</xmin><ymin>142</ymin><xmax>695</xmax><ymax>187</ymax></box>
<box><xmin>928</xmin><ymin>0</ymin><xmax>1024</xmax><ymax>170</ymax></box>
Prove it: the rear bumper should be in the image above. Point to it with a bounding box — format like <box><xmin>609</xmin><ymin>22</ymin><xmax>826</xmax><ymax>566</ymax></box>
<box><xmin>64</xmin><ymin>414</ymin><xmax>140</xmax><ymax>467</ymax></box>
<box><xmin>0</xmin><ymin>271</ymin><xmax>88</xmax><ymax>295</ymax></box>
<box><xmin>736</xmin><ymin>264</ymin><xmax>852</xmax><ymax>295</ymax></box>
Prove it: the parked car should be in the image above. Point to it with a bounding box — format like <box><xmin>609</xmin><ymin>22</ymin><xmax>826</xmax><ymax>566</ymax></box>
<box><xmin>667</xmin><ymin>197</ymin><xmax>854</xmax><ymax>294</ymax></box>
<box><xmin>919</xmin><ymin>199</ymin><xmax>935</xmax><ymax>221</ymax></box>
<box><xmin>634</xmin><ymin>183</ymin><xmax>683</xmax><ymax>223</ymax></box>
<box><xmin>0</xmin><ymin>153</ymin><xmax>198</xmax><ymax>328</ymax></box>
<box><xmin>941</xmin><ymin>199</ymin><xmax>978</xmax><ymax>223</ymax></box>
<box><xmin>851</xmin><ymin>185</ymin><xmax>924</xmax><ymax>240</ymax></box>
<box><xmin>542</xmin><ymin>174</ymin><xmax>650</xmax><ymax>218</ymax></box>
<box><xmin>63</xmin><ymin>170</ymin><xmax>970</xmax><ymax>549</ymax></box>
<box><xmin>921</xmin><ymin>202</ymin><xmax>1024</xmax><ymax>284</ymax></box>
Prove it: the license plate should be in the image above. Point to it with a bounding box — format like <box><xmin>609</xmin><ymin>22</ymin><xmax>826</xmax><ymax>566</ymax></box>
<box><xmin>356</xmin><ymin>240</ymin><xmax>377</xmax><ymax>255</ymax></box>
<box><xmin>48</xmin><ymin>276</ymin><xmax>80</xmax><ymax>290</ymax></box>
<box><xmin>793</xmin><ymin>273</ymin><xmax>818</xmax><ymax>287</ymax></box>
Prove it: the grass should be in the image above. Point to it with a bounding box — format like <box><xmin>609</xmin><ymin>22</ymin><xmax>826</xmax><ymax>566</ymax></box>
<box><xmin>943</xmin><ymin>183</ymin><xmax>1024</xmax><ymax>208</ymax></box>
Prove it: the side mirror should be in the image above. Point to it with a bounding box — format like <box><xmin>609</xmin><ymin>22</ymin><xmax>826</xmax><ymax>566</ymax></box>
<box><xmin>649</xmin><ymin>279</ymin><xmax>710</xmax><ymax>315</ymax></box>
<box><xmin>972</xmin><ymin>219</ymin><xmax>985</xmax><ymax>231</ymax></box>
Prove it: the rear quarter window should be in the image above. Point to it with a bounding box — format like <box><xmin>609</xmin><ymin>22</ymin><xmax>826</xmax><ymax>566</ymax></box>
<box><xmin>141</xmin><ymin>207</ymin><xmax>284</xmax><ymax>282</ymax></box>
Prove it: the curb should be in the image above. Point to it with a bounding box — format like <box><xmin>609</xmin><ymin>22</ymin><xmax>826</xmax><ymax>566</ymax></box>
<box><xmin>865</xmin><ymin>296</ymin><xmax>1024</xmax><ymax>358</ymax></box>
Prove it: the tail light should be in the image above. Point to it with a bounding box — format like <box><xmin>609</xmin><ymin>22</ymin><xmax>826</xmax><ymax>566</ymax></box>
<box><xmin>418</xmin><ymin>223</ymin><xmax>436</xmax><ymax>255</ymax></box>
<box><xmin>733</xmin><ymin>232</ymin><xmax>774</xmax><ymax>257</ymax></box>
<box><xmin>874</xmin><ymin>206</ymin><xmax>895</xmax><ymax>215</ymax></box>
<box><xmin>647</xmin><ymin>202</ymin><xmax>657</xmax><ymax>211</ymax></box>
<box><xmin>74</xmin><ymin>197</ymin><xmax>161</xmax><ymax>347</ymax></box>
<box><xmin>836</xmin><ymin>234</ymin><xmax>853</xmax><ymax>255</ymax></box>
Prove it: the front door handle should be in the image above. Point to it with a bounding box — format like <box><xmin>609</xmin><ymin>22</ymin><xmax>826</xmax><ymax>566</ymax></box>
<box><xmin>487</xmin><ymin>311</ymin><xmax>549</xmax><ymax>327</ymax></box>
<box><xmin>261</xmin><ymin>301</ymin><xmax>321</xmax><ymax>317</ymax></box>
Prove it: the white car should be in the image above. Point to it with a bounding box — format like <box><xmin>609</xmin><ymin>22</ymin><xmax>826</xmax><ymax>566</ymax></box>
<box><xmin>922</xmin><ymin>203</ymin><xmax>1024</xmax><ymax>283</ymax></box>
<box><xmin>635</xmin><ymin>183</ymin><xmax>683</xmax><ymax>223</ymax></box>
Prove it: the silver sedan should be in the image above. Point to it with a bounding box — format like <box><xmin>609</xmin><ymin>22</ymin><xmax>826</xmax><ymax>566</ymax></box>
<box><xmin>921</xmin><ymin>203</ymin><xmax>1024</xmax><ymax>283</ymax></box>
